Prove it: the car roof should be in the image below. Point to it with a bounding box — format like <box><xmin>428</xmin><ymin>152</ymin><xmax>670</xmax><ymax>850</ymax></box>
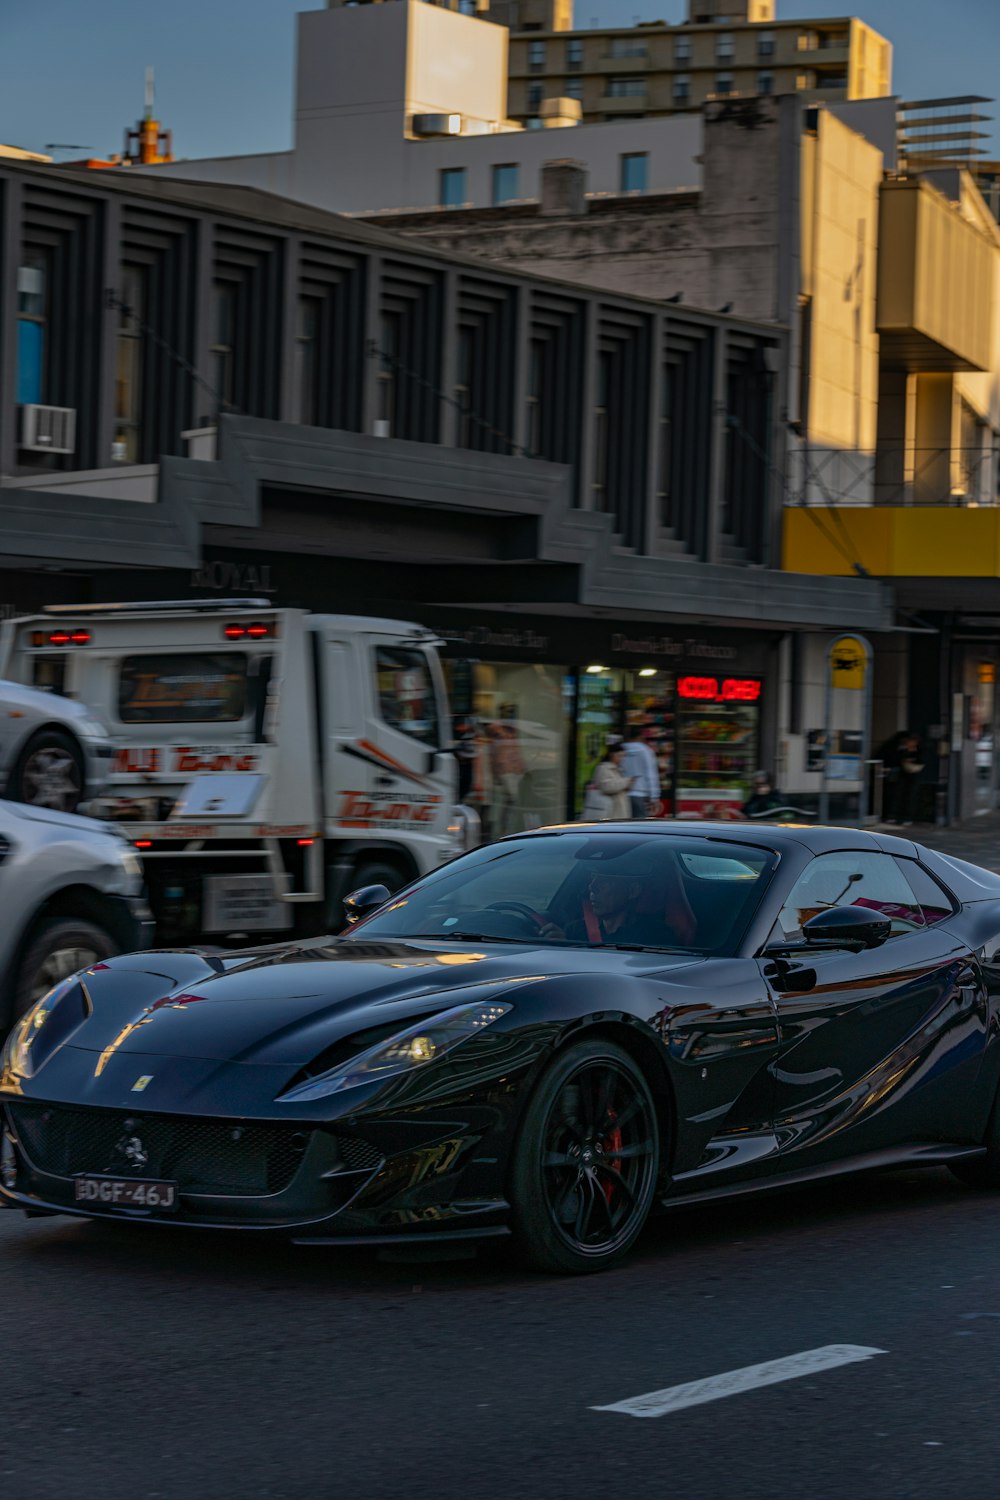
<box><xmin>506</xmin><ymin>821</ymin><xmax>926</xmax><ymax>858</ymax></box>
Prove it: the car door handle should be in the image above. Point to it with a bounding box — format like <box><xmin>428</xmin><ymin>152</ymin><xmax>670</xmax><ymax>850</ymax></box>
<box><xmin>958</xmin><ymin>982</ymin><xmax>980</xmax><ymax>1011</ymax></box>
<box><xmin>376</xmin><ymin>774</ymin><xmax>394</xmax><ymax>786</ymax></box>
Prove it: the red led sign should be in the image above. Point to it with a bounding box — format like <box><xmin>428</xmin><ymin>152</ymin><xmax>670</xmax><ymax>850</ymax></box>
<box><xmin>677</xmin><ymin>676</ymin><xmax>762</xmax><ymax>703</ymax></box>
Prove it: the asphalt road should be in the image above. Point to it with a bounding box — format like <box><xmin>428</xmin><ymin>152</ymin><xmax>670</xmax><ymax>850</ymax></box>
<box><xmin>7</xmin><ymin>820</ymin><xmax>1000</xmax><ymax>1500</ymax></box>
<box><xmin>3</xmin><ymin>1166</ymin><xmax>1000</xmax><ymax>1500</ymax></box>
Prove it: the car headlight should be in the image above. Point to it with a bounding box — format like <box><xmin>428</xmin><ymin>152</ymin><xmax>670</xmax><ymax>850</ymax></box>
<box><xmin>279</xmin><ymin>1000</ymin><xmax>513</xmax><ymax>1103</ymax></box>
<box><xmin>79</xmin><ymin>715</ymin><xmax>110</xmax><ymax>739</ymax></box>
<box><xmin>121</xmin><ymin>850</ymin><xmax>143</xmax><ymax>880</ymax></box>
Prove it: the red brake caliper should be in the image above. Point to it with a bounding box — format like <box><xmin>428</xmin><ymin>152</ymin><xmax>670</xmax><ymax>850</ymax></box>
<box><xmin>602</xmin><ymin>1109</ymin><xmax>623</xmax><ymax>1205</ymax></box>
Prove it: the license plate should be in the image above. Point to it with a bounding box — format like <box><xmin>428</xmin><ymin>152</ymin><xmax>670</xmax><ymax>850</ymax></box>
<box><xmin>74</xmin><ymin>1175</ymin><xmax>177</xmax><ymax>1211</ymax></box>
<box><xmin>202</xmin><ymin>873</ymin><xmax>292</xmax><ymax>933</ymax></box>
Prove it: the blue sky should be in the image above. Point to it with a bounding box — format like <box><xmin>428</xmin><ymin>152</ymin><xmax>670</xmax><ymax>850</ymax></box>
<box><xmin>2</xmin><ymin>0</ymin><xmax>997</xmax><ymax>160</ymax></box>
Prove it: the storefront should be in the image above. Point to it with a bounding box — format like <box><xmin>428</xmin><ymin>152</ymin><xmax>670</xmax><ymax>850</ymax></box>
<box><xmin>8</xmin><ymin>551</ymin><xmax>778</xmax><ymax>838</ymax></box>
<box><xmin>436</xmin><ymin>615</ymin><xmax>773</xmax><ymax>837</ymax></box>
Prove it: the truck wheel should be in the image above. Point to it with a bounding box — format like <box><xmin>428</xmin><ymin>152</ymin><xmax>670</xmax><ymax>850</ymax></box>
<box><xmin>353</xmin><ymin>861</ymin><xmax>406</xmax><ymax>895</ymax></box>
<box><xmin>12</xmin><ymin>918</ymin><xmax>119</xmax><ymax>1026</ymax></box>
<box><xmin>9</xmin><ymin>729</ymin><xmax>85</xmax><ymax>813</ymax></box>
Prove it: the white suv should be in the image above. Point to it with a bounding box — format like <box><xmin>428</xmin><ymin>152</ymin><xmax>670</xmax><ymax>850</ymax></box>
<box><xmin>0</xmin><ymin>800</ymin><xmax>151</xmax><ymax>1034</ymax></box>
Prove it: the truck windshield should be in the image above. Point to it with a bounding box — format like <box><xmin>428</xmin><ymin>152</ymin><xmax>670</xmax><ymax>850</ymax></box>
<box><xmin>118</xmin><ymin>653</ymin><xmax>249</xmax><ymax>724</ymax></box>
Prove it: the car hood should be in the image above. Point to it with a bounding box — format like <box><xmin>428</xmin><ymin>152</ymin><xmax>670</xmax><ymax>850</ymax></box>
<box><xmin>0</xmin><ymin>798</ymin><xmax>120</xmax><ymax>839</ymax></box>
<box><xmin>50</xmin><ymin>938</ymin><xmax>703</xmax><ymax>1067</ymax></box>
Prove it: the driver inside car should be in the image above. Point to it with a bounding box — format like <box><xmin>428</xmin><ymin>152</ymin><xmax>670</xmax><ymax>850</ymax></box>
<box><xmin>542</xmin><ymin>868</ymin><xmax>693</xmax><ymax>948</ymax></box>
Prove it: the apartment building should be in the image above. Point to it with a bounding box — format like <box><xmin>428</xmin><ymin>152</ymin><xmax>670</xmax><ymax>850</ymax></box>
<box><xmin>504</xmin><ymin>0</ymin><xmax>890</xmax><ymax>123</ymax></box>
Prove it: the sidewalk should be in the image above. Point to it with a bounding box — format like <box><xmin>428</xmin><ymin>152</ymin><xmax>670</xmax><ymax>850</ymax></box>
<box><xmin>872</xmin><ymin>813</ymin><xmax>1000</xmax><ymax>873</ymax></box>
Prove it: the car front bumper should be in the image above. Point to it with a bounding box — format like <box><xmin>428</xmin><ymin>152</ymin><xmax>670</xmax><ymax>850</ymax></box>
<box><xmin>0</xmin><ymin>1097</ymin><xmax>511</xmax><ymax>1243</ymax></box>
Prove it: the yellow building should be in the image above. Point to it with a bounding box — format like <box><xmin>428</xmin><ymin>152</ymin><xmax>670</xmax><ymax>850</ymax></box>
<box><xmin>501</xmin><ymin>0</ymin><xmax>891</xmax><ymax>126</ymax></box>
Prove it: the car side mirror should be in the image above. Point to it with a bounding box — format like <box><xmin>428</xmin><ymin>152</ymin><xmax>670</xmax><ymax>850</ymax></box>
<box><xmin>342</xmin><ymin>884</ymin><xmax>392</xmax><ymax>926</ymax></box>
<box><xmin>802</xmin><ymin>905</ymin><xmax>891</xmax><ymax>950</ymax></box>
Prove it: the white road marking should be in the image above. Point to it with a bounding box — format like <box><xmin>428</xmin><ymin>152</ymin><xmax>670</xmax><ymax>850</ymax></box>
<box><xmin>592</xmin><ymin>1344</ymin><xmax>887</xmax><ymax>1419</ymax></box>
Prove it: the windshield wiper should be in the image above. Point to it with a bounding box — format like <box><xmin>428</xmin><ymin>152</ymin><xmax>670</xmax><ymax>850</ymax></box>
<box><xmin>405</xmin><ymin>932</ymin><xmax>528</xmax><ymax>944</ymax></box>
<box><xmin>605</xmin><ymin>944</ymin><xmax>702</xmax><ymax>955</ymax></box>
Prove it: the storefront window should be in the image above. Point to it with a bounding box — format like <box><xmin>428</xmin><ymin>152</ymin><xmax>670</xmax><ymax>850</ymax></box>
<box><xmin>575</xmin><ymin>668</ymin><xmax>623</xmax><ymax>816</ymax></box>
<box><xmin>674</xmin><ymin>675</ymin><xmax>762</xmax><ymax>818</ymax></box>
<box><xmin>449</xmin><ymin>661</ymin><xmax>570</xmax><ymax>840</ymax></box>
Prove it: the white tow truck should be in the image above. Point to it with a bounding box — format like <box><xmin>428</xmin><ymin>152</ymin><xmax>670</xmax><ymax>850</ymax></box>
<box><xmin>0</xmin><ymin>599</ymin><xmax>463</xmax><ymax>942</ymax></box>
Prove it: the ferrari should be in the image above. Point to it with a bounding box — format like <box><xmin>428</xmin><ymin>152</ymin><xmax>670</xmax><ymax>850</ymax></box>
<box><xmin>4</xmin><ymin>822</ymin><xmax>1000</xmax><ymax>1274</ymax></box>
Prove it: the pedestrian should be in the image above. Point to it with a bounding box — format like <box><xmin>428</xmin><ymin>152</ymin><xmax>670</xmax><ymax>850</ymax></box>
<box><xmin>894</xmin><ymin>731</ymin><xmax>924</xmax><ymax>825</ymax></box>
<box><xmin>581</xmin><ymin>737</ymin><xmax>634</xmax><ymax>820</ymax></box>
<box><xmin>741</xmin><ymin>770</ymin><xmax>784</xmax><ymax>819</ymax></box>
<box><xmin>876</xmin><ymin>730</ymin><xmax>907</xmax><ymax>823</ymax></box>
<box><xmin>620</xmin><ymin>724</ymin><xmax>661</xmax><ymax>819</ymax></box>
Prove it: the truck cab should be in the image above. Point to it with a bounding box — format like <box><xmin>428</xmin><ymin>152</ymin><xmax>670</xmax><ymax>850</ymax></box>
<box><xmin>0</xmin><ymin>600</ymin><xmax>461</xmax><ymax>943</ymax></box>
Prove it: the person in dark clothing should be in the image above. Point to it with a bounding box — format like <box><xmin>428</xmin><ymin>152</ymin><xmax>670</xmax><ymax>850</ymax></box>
<box><xmin>741</xmin><ymin>771</ymin><xmax>784</xmax><ymax>819</ymax></box>
<box><xmin>893</xmin><ymin>732</ymin><xmax>924</xmax><ymax>825</ymax></box>
<box><xmin>877</xmin><ymin>730</ymin><xmax>923</xmax><ymax>824</ymax></box>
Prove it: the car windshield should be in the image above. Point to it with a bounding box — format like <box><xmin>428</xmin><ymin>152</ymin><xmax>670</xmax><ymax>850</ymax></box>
<box><xmin>349</xmin><ymin>832</ymin><xmax>776</xmax><ymax>955</ymax></box>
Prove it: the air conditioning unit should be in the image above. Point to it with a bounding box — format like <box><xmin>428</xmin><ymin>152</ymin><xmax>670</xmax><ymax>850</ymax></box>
<box><xmin>411</xmin><ymin>113</ymin><xmax>462</xmax><ymax>137</ymax></box>
<box><xmin>18</xmin><ymin>404</ymin><xmax>77</xmax><ymax>455</ymax></box>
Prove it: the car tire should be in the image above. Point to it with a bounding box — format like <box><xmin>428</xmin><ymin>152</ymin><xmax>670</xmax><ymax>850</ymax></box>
<box><xmin>950</xmin><ymin>1086</ymin><xmax>1000</xmax><ymax>1188</ymax></box>
<box><xmin>8</xmin><ymin>729</ymin><xmax>85</xmax><ymax>814</ymax></box>
<box><xmin>509</xmin><ymin>1037</ymin><xmax>660</xmax><ymax>1275</ymax></box>
<box><xmin>12</xmin><ymin>917</ymin><xmax>119</xmax><ymax>1026</ymax></box>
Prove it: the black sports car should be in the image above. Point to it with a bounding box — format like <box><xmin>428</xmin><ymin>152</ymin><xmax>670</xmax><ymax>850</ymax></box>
<box><xmin>4</xmin><ymin>822</ymin><xmax>1000</xmax><ymax>1274</ymax></box>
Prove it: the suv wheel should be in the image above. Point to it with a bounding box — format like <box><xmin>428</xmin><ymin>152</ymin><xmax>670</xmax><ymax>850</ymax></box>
<box><xmin>12</xmin><ymin>918</ymin><xmax>119</xmax><ymax>1025</ymax></box>
<box><xmin>9</xmin><ymin>730</ymin><xmax>85</xmax><ymax>813</ymax></box>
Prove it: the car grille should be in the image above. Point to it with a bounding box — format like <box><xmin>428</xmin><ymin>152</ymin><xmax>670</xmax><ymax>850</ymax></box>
<box><xmin>6</xmin><ymin>1103</ymin><xmax>313</xmax><ymax>1197</ymax></box>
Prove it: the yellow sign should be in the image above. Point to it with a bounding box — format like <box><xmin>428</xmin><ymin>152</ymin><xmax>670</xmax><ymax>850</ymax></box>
<box><xmin>829</xmin><ymin>635</ymin><xmax>868</xmax><ymax>690</ymax></box>
<box><xmin>979</xmin><ymin>662</ymin><xmax>996</xmax><ymax>685</ymax></box>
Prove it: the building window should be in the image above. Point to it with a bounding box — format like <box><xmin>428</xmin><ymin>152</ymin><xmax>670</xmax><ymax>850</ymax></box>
<box><xmin>674</xmin><ymin>36</ymin><xmax>691</xmax><ymax>63</ymax></box>
<box><xmin>715</xmin><ymin>72</ymin><xmax>734</xmax><ymax>94</ymax></box>
<box><xmin>439</xmin><ymin>167</ymin><xmax>467</xmax><ymax>208</ymax></box>
<box><xmin>796</xmin><ymin>70</ymin><xmax>816</xmax><ymax>90</ymax></box>
<box><xmin>673</xmin><ymin>74</ymin><xmax>691</xmax><ymax>105</ymax></box>
<box><xmin>716</xmin><ymin>32</ymin><xmax>734</xmax><ymax>61</ymax></box>
<box><xmin>608</xmin><ymin>38</ymin><xmax>647</xmax><ymax>58</ymax></box>
<box><xmin>295</xmin><ymin>296</ymin><xmax>322</xmax><ymax>427</ymax></box>
<box><xmin>757</xmin><ymin>70</ymin><xmax>774</xmax><ymax>94</ymax></box>
<box><xmin>114</xmin><ymin>265</ymin><xmax>145</xmax><ymax>462</ymax></box>
<box><xmin>565</xmin><ymin>77</ymin><xmax>583</xmax><ymax>100</ymax></box>
<box><xmin>620</xmin><ymin>152</ymin><xmax>648</xmax><ymax>193</ymax></box>
<box><xmin>798</xmin><ymin>30</ymin><xmax>818</xmax><ymax>51</ymax></box>
<box><xmin>492</xmin><ymin>163</ymin><xmax>520</xmax><ymax>204</ymax></box>
<box><xmin>527</xmin><ymin>81</ymin><xmax>544</xmax><ymax>114</ymax></box>
<box><xmin>458</xmin><ymin>0</ymin><xmax>476</xmax><ymax>12</ymax></box>
<box><xmin>376</xmin><ymin>310</ymin><xmax>400</xmax><ymax>433</ymax></box>
<box><xmin>526</xmin><ymin>338</ymin><xmax>543</xmax><ymax>456</ymax></box>
<box><xmin>566</xmin><ymin>38</ymin><xmax>583</xmax><ymax>67</ymax></box>
<box><xmin>456</xmin><ymin>325</ymin><xmax>474</xmax><ymax>448</ymax></box>
<box><xmin>656</xmin><ymin>364</ymin><xmax>672</xmax><ymax>529</ymax></box>
<box><xmin>211</xmin><ymin>282</ymin><xmax>237</xmax><ymax>414</ymax></box>
<box><xmin>592</xmin><ymin>350</ymin><xmax>611</xmax><ymax>508</ymax></box>
<box><xmin>528</xmin><ymin>40</ymin><xmax>546</xmax><ymax>71</ymax></box>
<box><xmin>606</xmin><ymin>78</ymin><xmax>645</xmax><ymax>98</ymax></box>
<box><xmin>758</xmin><ymin>31</ymin><xmax>775</xmax><ymax>58</ymax></box>
<box><xmin>16</xmin><ymin>252</ymin><xmax>48</xmax><ymax>406</ymax></box>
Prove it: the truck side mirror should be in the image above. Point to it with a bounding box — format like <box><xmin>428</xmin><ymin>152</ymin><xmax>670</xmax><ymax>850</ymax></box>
<box><xmin>343</xmin><ymin>884</ymin><xmax>392</xmax><ymax>925</ymax></box>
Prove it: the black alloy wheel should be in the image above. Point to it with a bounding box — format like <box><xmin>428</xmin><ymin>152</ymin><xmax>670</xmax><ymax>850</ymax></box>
<box><xmin>510</xmin><ymin>1038</ymin><xmax>660</xmax><ymax>1274</ymax></box>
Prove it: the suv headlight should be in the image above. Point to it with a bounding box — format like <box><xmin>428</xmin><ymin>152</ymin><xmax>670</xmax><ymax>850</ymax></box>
<box><xmin>279</xmin><ymin>1000</ymin><xmax>512</xmax><ymax>1103</ymax></box>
